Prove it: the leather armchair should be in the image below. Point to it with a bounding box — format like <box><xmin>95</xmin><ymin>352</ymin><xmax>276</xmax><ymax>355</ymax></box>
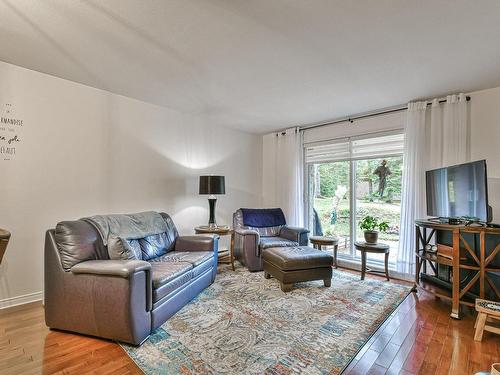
<box><xmin>233</xmin><ymin>208</ymin><xmax>309</xmax><ymax>271</ymax></box>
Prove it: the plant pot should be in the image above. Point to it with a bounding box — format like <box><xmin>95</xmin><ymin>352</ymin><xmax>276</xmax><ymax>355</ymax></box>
<box><xmin>364</xmin><ymin>230</ymin><xmax>379</xmax><ymax>244</ymax></box>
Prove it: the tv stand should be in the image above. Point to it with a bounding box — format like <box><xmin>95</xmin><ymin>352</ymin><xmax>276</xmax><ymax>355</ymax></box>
<box><xmin>427</xmin><ymin>217</ymin><xmax>463</xmax><ymax>225</ymax></box>
<box><xmin>414</xmin><ymin>219</ymin><xmax>500</xmax><ymax>319</ymax></box>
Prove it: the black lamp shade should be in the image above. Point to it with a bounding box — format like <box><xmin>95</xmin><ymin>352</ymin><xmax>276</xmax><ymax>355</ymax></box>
<box><xmin>199</xmin><ymin>175</ymin><xmax>225</xmax><ymax>195</ymax></box>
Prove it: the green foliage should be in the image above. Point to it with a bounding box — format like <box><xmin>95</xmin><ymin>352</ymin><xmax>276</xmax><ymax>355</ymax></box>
<box><xmin>378</xmin><ymin>221</ymin><xmax>390</xmax><ymax>232</ymax></box>
<box><xmin>318</xmin><ymin>162</ymin><xmax>349</xmax><ymax>197</ymax></box>
<box><xmin>315</xmin><ymin>157</ymin><xmax>403</xmax><ymax>199</ymax></box>
<box><xmin>359</xmin><ymin>215</ymin><xmax>389</xmax><ymax>233</ymax></box>
<box><xmin>311</xmin><ymin>156</ymin><xmax>402</xmax><ymax>244</ymax></box>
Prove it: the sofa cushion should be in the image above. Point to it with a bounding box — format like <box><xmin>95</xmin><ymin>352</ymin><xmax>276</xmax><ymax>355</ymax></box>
<box><xmin>55</xmin><ymin>220</ymin><xmax>109</xmax><ymax>270</ymax></box>
<box><xmin>260</xmin><ymin>236</ymin><xmax>298</xmax><ymax>250</ymax></box>
<box><xmin>150</xmin><ymin>251</ymin><xmax>213</xmax><ymax>267</ymax></box>
<box><xmin>107</xmin><ymin>232</ymin><xmax>176</xmax><ymax>261</ymax></box>
<box><xmin>151</xmin><ymin>262</ymin><xmax>193</xmax><ymax>302</ymax></box>
<box><xmin>139</xmin><ymin>232</ymin><xmax>175</xmax><ymax>260</ymax></box>
<box><xmin>107</xmin><ymin>236</ymin><xmax>142</xmax><ymax>260</ymax></box>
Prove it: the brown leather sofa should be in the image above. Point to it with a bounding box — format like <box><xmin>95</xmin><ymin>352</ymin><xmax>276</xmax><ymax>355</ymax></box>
<box><xmin>233</xmin><ymin>208</ymin><xmax>309</xmax><ymax>271</ymax></box>
<box><xmin>44</xmin><ymin>212</ymin><xmax>218</xmax><ymax>345</ymax></box>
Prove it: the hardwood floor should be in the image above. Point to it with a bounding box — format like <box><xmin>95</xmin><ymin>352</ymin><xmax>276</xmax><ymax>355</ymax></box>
<box><xmin>343</xmin><ymin>283</ymin><xmax>500</xmax><ymax>375</ymax></box>
<box><xmin>0</xmin><ymin>303</ymin><xmax>140</xmax><ymax>375</ymax></box>
<box><xmin>0</xmin><ymin>274</ymin><xmax>498</xmax><ymax>374</ymax></box>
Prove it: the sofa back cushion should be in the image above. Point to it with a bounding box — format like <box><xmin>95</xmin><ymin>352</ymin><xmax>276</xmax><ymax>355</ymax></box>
<box><xmin>108</xmin><ymin>231</ymin><xmax>176</xmax><ymax>261</ymax></box>
<box><xmin>55</xmin><ymin>212</ymin><xmax>179</xmax><ymax>268</ymax></box>
<box><xmin>107</xmin><ymin>236</ymin><xmax>142</xmax><ymax>260</ymax></box>
<box><xmin>55</xmin><ymin>220</ymin><xmax>108</xmax><ymax>271</ymax></box>
<box><xmin>107</xmin><ymin>213</ymin><xmax>179</xmax><ymax>261</ymax></box>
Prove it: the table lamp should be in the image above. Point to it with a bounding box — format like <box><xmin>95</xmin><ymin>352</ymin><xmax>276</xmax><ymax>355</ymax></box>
<box><xmin>199</xmin><ymin>175</ymin><xmax>225</xmax><ymax>228</ymax></box>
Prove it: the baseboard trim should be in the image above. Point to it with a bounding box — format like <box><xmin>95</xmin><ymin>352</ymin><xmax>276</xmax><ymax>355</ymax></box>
<box><xmin>0</xmin><ymin>291</ymin><xmax>43</xmax><ymax>310</ymax></box>
<box><xmin>337</xmin><ymin>258</ymin><xmax>414</xmax><ymax>282</ymax></box>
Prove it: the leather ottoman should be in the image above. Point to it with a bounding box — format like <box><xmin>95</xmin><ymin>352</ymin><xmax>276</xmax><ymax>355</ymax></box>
<box><xmin>263</xmin><ymin>246</ymin><xmax>333</xmax><ymax>292</ymax></box>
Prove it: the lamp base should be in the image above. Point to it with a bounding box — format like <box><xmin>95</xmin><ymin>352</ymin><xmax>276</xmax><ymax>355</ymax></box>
<box><xmin>208</xmin><ymin>197</ymin><xmax>217</xmax><ymax>228</ymax></box>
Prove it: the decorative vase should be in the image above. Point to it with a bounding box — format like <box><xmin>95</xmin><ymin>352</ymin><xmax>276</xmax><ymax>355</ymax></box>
<box><xmin>364</xmin><ymin>230</ymin><xmax>378</xmax><ymax>244</ymax></box>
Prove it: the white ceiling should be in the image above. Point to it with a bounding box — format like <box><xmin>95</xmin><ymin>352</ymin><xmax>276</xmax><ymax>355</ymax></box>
<box><xmin>1</xmin><ymin>0</ymin><xmax>500</xmax><ymax>134</ymax></box>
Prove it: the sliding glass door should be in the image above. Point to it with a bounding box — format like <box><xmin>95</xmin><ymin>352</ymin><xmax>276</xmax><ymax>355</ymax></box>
<box><xmin>305</xmin><ymin>132</ymin><xmax>403</xmax><ymax>268</ymax></box>
<box><xmin>308</xmin><ymin>161</ymin><xmax>351</xmax><ymax>256</ymax></box>
<box><xmin>353</xmin><ymin>156</ymin><xmax>402</xmax><ymax>264</ymax></box>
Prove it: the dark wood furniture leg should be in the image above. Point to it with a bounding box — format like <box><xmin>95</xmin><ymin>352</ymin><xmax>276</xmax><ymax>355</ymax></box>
<box><xmin>280</xmin><ymin>282</ymin><xmax>293</xmax><ymax>292</ymax></box>
<box><xmin>230</xmin><ymin>231</ymin><xmax>235</xmax><ymax>271</ymax></box>
<box><xmin>361</xmin><ymin>251</ymin><xmax>366</xmax><ymax>280</ymax></box>
<box><xmin>384</xmin><ymin>251</ymin><xmax>390</xmax><ymax>281</ymax></box>
<box><xmin>333</xmin><ymin>244</ymin><xmax>338</xmax><ymax>269</ymax></box>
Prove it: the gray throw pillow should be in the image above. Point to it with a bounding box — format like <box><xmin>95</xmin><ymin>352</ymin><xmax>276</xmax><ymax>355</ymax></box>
<box><xmin>107</xmin><ymin>236</ymin><xmax>142</xmax><ymax>260</ymax></box>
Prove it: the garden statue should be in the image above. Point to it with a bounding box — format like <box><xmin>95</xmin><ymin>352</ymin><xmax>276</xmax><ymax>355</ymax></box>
<box><xmin>373</xmin><ymin>160</ymin><xmax>392</xmax><ymax>198</ymax></box>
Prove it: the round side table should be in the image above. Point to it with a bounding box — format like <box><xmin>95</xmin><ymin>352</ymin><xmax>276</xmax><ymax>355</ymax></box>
<box><xmin>354</xmin><ymin>241</ymin><xmax>390</xmax><ymax>281</ymax></box>
<box><xmin>310</xmin><ymin>236</ymin><xmax>339</xmax><ymax>268</ymax></box>
<box><xmin>194</xmin><ymin>226</ymin><xmax>234</xmax><ymax>271</ymax></box>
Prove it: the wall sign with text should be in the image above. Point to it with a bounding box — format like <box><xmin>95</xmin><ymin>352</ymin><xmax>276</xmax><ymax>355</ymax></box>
<box><xmin>0</xmin><ymin>103</ymin><xmax>23</xmax><ymax>161</ymax></box>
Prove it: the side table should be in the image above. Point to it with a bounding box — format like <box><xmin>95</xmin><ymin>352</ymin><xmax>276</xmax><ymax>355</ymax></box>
<box><xmin>194</xmin><ymin>226</ymin><xmax>234</xmax><ymax>271</ymax></box>
<box><xmin>354</xmin><ymin>241</ymin><xmax>390</xmax><ymax>281</ymax></box>
<box><xmin>309</xmin><ymin>235</ymin><xmax>339</xmax><ymax>268</ymax></box>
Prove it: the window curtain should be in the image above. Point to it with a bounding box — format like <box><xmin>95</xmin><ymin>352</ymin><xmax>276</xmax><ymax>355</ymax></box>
<box><xmin>397</xmin><ymin>102</ymin><xmax>428</xmax><ymax>274</ymax></box>
<box><xmin>272</xmin><ymin>127</ymin><xmax>305</xmax><ymax>226</ymax></box>
<box><xmin>397</xmin><ymin>94</ymin><xmax>469</xmax><ymax>274</ymax></box>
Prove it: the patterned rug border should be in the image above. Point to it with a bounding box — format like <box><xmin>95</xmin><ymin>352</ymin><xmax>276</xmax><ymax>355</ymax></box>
<box><xmin>338</xmin><ymin>282</ymin><xmax>412</xmax><ymax>373</ymax></box>
<box><xmin>120</xmin><ymin>267</ymin><xmax>413</xmax><ymax>375</ymax></box>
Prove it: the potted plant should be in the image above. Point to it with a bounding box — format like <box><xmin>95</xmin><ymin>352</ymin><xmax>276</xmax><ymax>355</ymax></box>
<box><xmin>359</xmin><ymin>215</ymin><xmax>389</xmax><ymax>244</ymax></box>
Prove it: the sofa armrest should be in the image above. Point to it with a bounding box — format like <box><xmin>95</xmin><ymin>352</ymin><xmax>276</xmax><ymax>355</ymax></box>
<box><xmin>233</xmin><ymin>229</ymin><xmax>262</xmax><ymax>271</ymax></box>
<box><xmin>234</xmin><ymin>228</ymin><xmax>260</xmax><ymax>239</ymax></box>
<box><xmin>175</xmin><ymin>235</ymin><xmax>219</xmax><ymax>252</ymax></box>
<box><xmin>280</xmin><ymin>226</ymin><xmax>310</xmax><ymax>245</ymax></box>
<box><xmin>71</xmin><ymin>260</ymin><xmax>151</xmax><ymax>278</ymax></box>
<box><xmin>71</xmin><ymin>259</ymin><xmax>153</xmax><ymax>313</ymax></box>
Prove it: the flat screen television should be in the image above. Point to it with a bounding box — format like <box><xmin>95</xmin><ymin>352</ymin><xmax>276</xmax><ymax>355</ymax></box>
<box><xmin>426</xmin><ymin>160</ymin><xmax>490</xmax><ymax>222</ymax></box>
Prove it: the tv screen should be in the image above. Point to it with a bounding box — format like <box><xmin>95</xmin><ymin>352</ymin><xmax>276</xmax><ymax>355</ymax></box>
<box><xmin>426</xmin><ymin>160</ymin><xmax>489</xmax><ymax>222</ymax></box>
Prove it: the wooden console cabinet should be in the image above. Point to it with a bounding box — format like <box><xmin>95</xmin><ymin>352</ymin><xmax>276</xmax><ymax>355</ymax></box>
<box><xmin>414</xmin><ymin>220</ymin><xmax>500</xmax><ymax>319</ymax></box>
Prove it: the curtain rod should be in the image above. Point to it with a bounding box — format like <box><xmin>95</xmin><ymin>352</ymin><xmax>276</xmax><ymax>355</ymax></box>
<box><xmin>299</xmin><ymin>95</ymin><xmax>471</xmax><ymax>132</ymax></box>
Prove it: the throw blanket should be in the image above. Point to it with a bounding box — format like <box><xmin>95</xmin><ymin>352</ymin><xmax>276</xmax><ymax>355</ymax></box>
<box><xmin>83</xmin><ymin>211</ymin><xmax>168</xmax><ymax>246</ymax></box>
<box><xmin>240</xmin><ymin>208</ymin><xmax>286</xmax><ymax>228</ymax></box>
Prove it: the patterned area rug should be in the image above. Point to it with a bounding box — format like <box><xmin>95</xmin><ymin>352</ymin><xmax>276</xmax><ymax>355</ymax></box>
<box><xmin>122</xmin><ymin>266</ymin><xmax>411</xmax><ymax>374</ymax></box>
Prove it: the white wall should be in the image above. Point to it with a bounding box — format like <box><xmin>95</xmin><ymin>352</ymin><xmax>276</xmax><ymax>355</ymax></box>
<box><xmin>0</xmin><ymin>61</ymin><xmax>262</xmax><ymax>307</ymax></box>
<box><xmin>470</xmin><ymin>86</ymin><xmax>500</xmax><ymax>222</ymax></box>
<box><xmin>262</xmin><ymin>133</ymin><xmax>277</xmax><ymax>208</ymax></box>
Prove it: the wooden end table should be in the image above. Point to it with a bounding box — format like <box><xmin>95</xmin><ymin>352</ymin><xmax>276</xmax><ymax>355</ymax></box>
<box><xmin>309</xmin><ymin>235</ymin><xmax>339</xmax><ymax>268</ymax></box>
<box><xmin>354</xmin><ymin>241</ymin><xmax>390</xmax><ymax>281</ymax></box>
<box><xmin>194</xmin><ymin>226</ymin><xmax>234</xmax><ymax>271</ymax></box>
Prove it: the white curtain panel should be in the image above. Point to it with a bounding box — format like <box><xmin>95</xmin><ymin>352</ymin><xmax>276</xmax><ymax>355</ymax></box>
<box><xmin>275</xmin><ymin>127</ymin><xmax>305</xmax><ymax>226</ymax></box>
<box><xmin>397</xmin><ymin>102</ymin><xmax>427</xmax><ymax>274</ymax></box>
<box><xmin>428</xmin><ymin>99</ymin><xmax>443</xmax><ymax>169</ymax></box>
<box><xmin>398</xmin><ymin>94</ymin><xmax>469</xmax><ymax>274</ymax></box>
<box><xmin>442</xmin><ymin>93</ymin><xmax>469</xmax><ymax>166</ymax></box>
